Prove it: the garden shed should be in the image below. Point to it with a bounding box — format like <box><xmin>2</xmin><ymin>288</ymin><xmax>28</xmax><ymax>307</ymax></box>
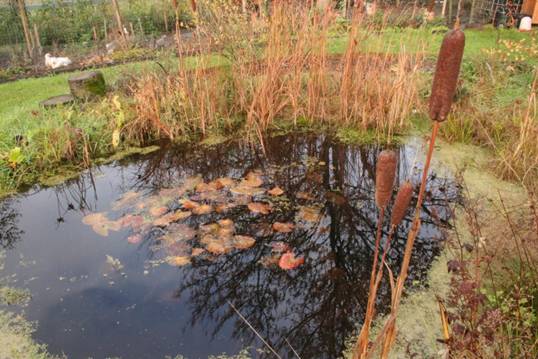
<box><xmin>521</xmin><ymin>0</ymin><xmax>538</xmax><ymax>23</ymax></box>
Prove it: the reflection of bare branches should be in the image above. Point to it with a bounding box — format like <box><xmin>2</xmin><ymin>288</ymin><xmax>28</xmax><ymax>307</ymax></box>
<box><xmin>0</xmin><ymin>199</ymin><xmax>23</xmax><ymax>250</ymax></box>
<box><xmin>111</xmin><ymin>134</ymin><xmax>459</xmax><ymax>358</ymax></box>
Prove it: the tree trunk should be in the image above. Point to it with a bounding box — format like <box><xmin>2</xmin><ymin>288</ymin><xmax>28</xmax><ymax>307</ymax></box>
<box><xmin>16</xmin><ymin>0</ymin><xmax>33</xmax><ymax>58</ymax></box>
<box><xmin>469</xmin><ymin>0</ymin><xmax>477</xmax><ymax>23</ymax></box>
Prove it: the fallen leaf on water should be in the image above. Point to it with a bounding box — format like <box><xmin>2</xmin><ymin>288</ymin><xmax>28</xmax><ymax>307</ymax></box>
<box><xmin>248</xmin><ymin>202</ymin><xmax>271</xmax><ymax>215</ymax></box>
<box><xmin>206</xmin><ymin>239</ymin><xmax>233</xmax><ymax>255</ymax></box>
<box><xmin>241</xmin><ymin>172</ymin><xmax>263</xmax><ymax>187</ymax></box>
<box><xmin>92</xmin><ymin>223</ymin><xmax>110</xmax><ymax>237</ymax></box>
<box><xmin>192</xmin><ymin>204</ymin><xmax>213</xmax><ymax>215</ymax></box>
<box><xmin>153</xmin><ymin>210</ymin><xmax>192</xmax><ymax>226</ymax></box>
<box><xmin>82</xmin><ymin>212</ymin><xmax>109</xmax><ymax>226</ymax></box>
<box><xmin>127</xmin><ymin>234</ymin><xmax>143</xmax><ymax>244</ymax></box>
<box><xmin>215</xmin><ymin>203</ymin><xmax>236</xmax><ymax>213</ymax></box>
<box><xmin>196</xmin><ymin>181</ymin><xmax>221</xmax><ymax>193</ymax></box>
<box><xmin>272</xmin><ymin>222</ymin><xmax>295</xmax><ymax>233</ymax></box>
<box><xmin>166</xmin><ymin>256</ymin><xmax>191</xmax><ymax>267</ymax></box>
<box><xmin>215</xmin><ymin>177</ymin><xmax>235</xmax><ymax>188</ymax></box>
<box><xmin>268</xmin><ymin>187</ymin><xmax>284</xmax><ymax>196</ymax></box>
<box><xmin>118</xmin><ymin>215</ymin><xmax>145</xmax><ymax>229</ymax></box>
<box><xmin>218</xmin><ymin>219</ymin><xmax>234</xmax><ymax>228</ymax></box>
<box><xmin>271</xmin><ymin>241</ymin><xmax>290</xmax><ymax>253</ymax></box>
<box><xmin>279</xmin><ymin>252</ymin><xmax>304</xmax><ymax>270</ymax></box>
<box><xmin>296</xmin><ymin>192</ymin><xmax>315</xmax><ymax>201</ymax></box>
<box><xmin>297</xmin><ymin>206</ymin><xmax>322</xmax><ymax>222</ymax></box>
<box><xmin>191</xmin><ymin>248</ymin><xmax>205</xmax><ymax>257</ymax></box>
<box><xmin>233</xmin><ymin>235</ymin><xmax>256</xmax><ymax>249</ymax></box>
<box><xmin>149</xmin><ymin>206</ymin><xmax>168</xmax><ymax>217</ymax></box>
<box><xmin>181</xmin><ymin>199</ymin><xmax>199</xmax><ymax>210</ymax></box>
<box><xmin>230</xmin><ymin>185</ymin><xmax>264</xmax><ymax>196</ymax></box>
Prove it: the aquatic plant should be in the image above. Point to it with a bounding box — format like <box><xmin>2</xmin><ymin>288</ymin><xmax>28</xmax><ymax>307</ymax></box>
<box><xmin>390</xmin><ymin>181</ymin><xmax>414</xmax><ymax>227</ymax></box>
<box><xmin>376</xmin><ymin>27</ymin><xmax>466</xmax><ymax>358</ymax></box>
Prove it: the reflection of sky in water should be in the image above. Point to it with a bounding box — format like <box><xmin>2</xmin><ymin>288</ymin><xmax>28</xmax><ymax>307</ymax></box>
<box><xmin>0</xmin><ymin>134</ymin><xmax>459</xmax><ymax>359</ymax></box>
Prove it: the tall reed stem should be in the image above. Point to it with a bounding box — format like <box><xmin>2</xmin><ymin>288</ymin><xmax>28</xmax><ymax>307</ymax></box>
<box><xmin>378</xmin><ymin>121</ymin><xmax>440</xmax><ymax>357</ymax></box>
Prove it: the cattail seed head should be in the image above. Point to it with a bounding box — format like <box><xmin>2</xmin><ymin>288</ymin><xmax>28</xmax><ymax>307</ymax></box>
<box><xmin>429</xmin><ymin>29</ymin><xmax>465</xmax><ymax>122</ymax></box>
<box><xmin>390</xmin><ymin>181</ymin><xmax>414</xmax><ymax>227</ymax></box>
<box><xmin>375</xmin><ymin>150</ymin><xmax>398</xmax><ymax>209</ymax></box>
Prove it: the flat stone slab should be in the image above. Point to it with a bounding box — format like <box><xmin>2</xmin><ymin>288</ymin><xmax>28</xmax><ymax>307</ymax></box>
<box><xmin>40</xmin><ymin>94</ymin><xmax>76</xmax><ymax>108</ymax></box>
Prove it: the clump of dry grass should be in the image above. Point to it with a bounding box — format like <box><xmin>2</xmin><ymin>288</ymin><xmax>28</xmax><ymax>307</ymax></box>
<box><xmin>123</xmin><ymin>1</ymin><xmax>424</xmax><ymax>144</ymax></box>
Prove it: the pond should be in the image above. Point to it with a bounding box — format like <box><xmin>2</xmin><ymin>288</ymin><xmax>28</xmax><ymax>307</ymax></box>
<box><xmin>0</xmin><ymin>133</ymin><xmax>459</xmax><ymax>359</ymax></box>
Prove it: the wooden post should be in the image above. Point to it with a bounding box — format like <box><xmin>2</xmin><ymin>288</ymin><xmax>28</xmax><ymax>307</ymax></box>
<box><xmin>33</xmin><ymin>23</ymin><xmax>42</xmax><ymax>55</ymax></box>
<box><xmin>129</xmin><ymin>22</ymin><xmax>135</xmax><ymax>38</ymax></box>
<box><xmin>93</xmin><ymin>26</ymin><xmax>98</xmax><ymax>42</ymax></box>
<box><xmin>104</xmin><ymin>18</ymin><xmax>109</xmax><ymax>41</ymax></box>
<box><xmin>163</xmin><ymin>8</ymin><xmax>169</xmax><ymax>32</ymax></box>
<box><xmin>110</xmin><ymin>0</ymin><xmax>127</xmax><ymax>42</ymax></box>
<box><xmin>441</xmin><ymin>0</ymin><xmax>447</xmax><ymax>16</ymax></box>
<box><xmin>16</xmin><ymin>0</ymin><xmax>33</xmax><ymax>58</ymax></box>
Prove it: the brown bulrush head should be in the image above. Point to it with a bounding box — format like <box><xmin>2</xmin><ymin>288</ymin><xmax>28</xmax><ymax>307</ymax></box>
<box><xmin>390</xmin><ymin>181</ymin><xmax>414</xmax><ymax>227</ymax></box>
<box><xmin>429</xmin><ymin>29</ymin><xmax>465</xmax><ymax>122</ymax></box>
<box><xmin>375</xmin><ymin>150</ymin><xmax>398</xmax><ymax>209</ymax></box>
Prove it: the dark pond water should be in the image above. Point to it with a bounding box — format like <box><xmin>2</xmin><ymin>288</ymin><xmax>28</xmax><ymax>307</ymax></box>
<box><xmin>0</xmin><ymin>134</ymin><xmax>459</xmax><ymax>359</ymax></box>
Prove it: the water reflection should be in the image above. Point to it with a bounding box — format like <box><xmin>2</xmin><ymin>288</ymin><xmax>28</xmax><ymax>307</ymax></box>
<box><xmin>0</xmin><ymin>199</ymin><xmax>23</xmax><ymax>250</ymax></box>
<box><xmin>1</xmin><ymin>134</ymin><xmax>458</xmax><ymax>359</ymax></box>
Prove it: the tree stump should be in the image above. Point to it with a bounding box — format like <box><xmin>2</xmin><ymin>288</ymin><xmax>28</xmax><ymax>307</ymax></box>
<box><xmin>40</xmin><ymin>94</ymin><xmax>76</xmax><ymax>108</ymax></box>
<box><xmin>68</xmin><ymin>71</ymin><xmax>106</xmax><ymax>100</ymax></box>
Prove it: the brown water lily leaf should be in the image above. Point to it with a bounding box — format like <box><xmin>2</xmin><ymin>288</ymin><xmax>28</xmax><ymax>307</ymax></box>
<box><xmin>191</xmin><ymin>248</ymin><xmax>205</xmax><ymax>257</ymax></box>
<box><xmin>241</xmin><ymin>172</ymin><xmax>263</xmax><ymax>187</ymax></box>
<box><xmin>279</xmin><ymin>251</ymin><xmax>305</xmax><ymax>270</ymax></box>
<box><xmin>215</xmin><ymin>177</ymin><xmax>235</xmax><ymax>188</ymax></box>
<box><xmin>127</xmin><ymin>234</ymin><xmax>143</xmax><ymax>244</ymax></box>
<box><xmin>248</xmin><ymin>202</ymin><xmax>271</xmax><ymax>215</ymax></box>
<box><xmin>82</xmin><ymin>212</ymin><xmax>109</xmax><ymax>226</ymax></box>
<box><xmin>149</xmin><ymin>206</ymin><xmax>168</xmax><ymax>217</ymax></box>
<box><xmin>231</xmin><ymin>185</ymin><xmax>264</xmax><ymax>196</ymax></box>
<box><xmin>271</xmin><ymin>241</ymin><xmax>290</xmax><ymax>253</ymax></box>
<box><xmin>161</xmin><ymin>223</ymin><xmax>196</xmax><ymax>245</ymax></box>
<box><xmin>233</xmin><ymin>235</ymin><xmax>256</xmax><ymax>250</ymax></box>
<box><xmin>192</xmin><ymin>204</ymin><xmax>213</xmax><ymax>215</ymax></box>
<box><xmin>296</xmin><ymin>192</ymin><xmax>315</xmax><ymax>201</ymax></box>
<box><xmin>218</xmin><ymin>219</ymin><xmax>234</xmax><ymax>228</ymax></box>
<box><xmin>272</xmin><ymin>222</ymin><xmax>295</xmax><ymax>233</ymax></box>
<box><xmin>92</xmin><ymin>223</ymin><xmax>110</xmax><ymax>237</ymax></box>
<box><xmin>268</xmin><ymin>187</ymin><xmax>284</xmax><ymax>196</ymax></box>
<box><xmin>215</xmin><ymin>203</ymin><xmax>236</xmax><ymax>214</ymax></box>
<box><xmin>206</xmin><ymin>239</ymin><xmax>233</xmax><ymax>255</ymax></box>
<box><xmin>196</xmin><ymin>181</ymin><xmax>222</xmax><ymax>193</ymax></box>
<box><xmin>118</xmin><ymin>214</ymin><xmax>146</xmax><ymax>229</ymax></box>
<box><xmin>297</xmin><ymin>206</ymin><xmax>322</xmax><ymax>222</ymax></box>
<box><xmin>153</xmin><ymin>211</ymin><xmax>192</xmax><ymax>227</ymax></box>
<box><xmin>181</xmin><ymin>199</ymin><xmax>199</xmax><ymax>210</ymax></box>
<box><xmin>166</xmin><ymin>256</ymin><xmax>191</xmax><ymax>267</ymax></box>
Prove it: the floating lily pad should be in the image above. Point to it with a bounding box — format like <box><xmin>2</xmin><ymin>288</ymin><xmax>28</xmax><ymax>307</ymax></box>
<box><xmin>82</xmin><ymin>212</ymin><xmax>109</xmax><ymax>226</ymax></box>
<box><xmin>127</xmin><ymin>234</ymin><xmax>143</xmax><ymax>244</ymax></box>
<box><xmin>279</xmin><ymin>251</ymin><xmax>304</xmax><ymax>270</ymax></box>
<box><xmin>241</xmin><ymin>172</ymin><xmax>263</xmax><ymax>187</ymax></box>
<box><xmin>268</xmin><ymin>187</ymin><xmax>284</xmax><ymax>196</ymax></box>
<box><xmin>166</xmin><ymin>256</ymin><xmax>191</xmax><ymax>267</ymax></box>
<box><xmin>297</xmin><ymin>206</ymin><xmax>322</xmax><ymax>222</ymax></box>
<box><xmin>149</xmin><ymin>206</ymin><xmax>168</xmax><ymax>217</ymax></box>
<box><xmin>233</xmin><ymin>235</ymin><xmax>256</xmax><ymax>250</ymax></box>
<box><xmin>248</xmin><ymin>202</ymin><xmax>271</xmax><ymax>215</ymax></box>
<box><xmin>192</xmin><ymin>204</ymin><xmax>213</xmax><ymax>215</ymax></box>
<box><xmin>153</xmin><ymin>211</ymin><xmax>192</xmax><ymax>227</ymax></box>
<box><xmin>272</xmin><ymin>222</ymin><xmax>295</xmax><ymax>233</ymax></box>
<box><xmin>296</xmin><ymin>192</ymin><xmax>315</xmax><ymax>201</ymax></box>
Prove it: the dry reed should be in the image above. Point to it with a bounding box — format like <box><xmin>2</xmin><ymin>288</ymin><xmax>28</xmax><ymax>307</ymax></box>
<box><xmin>372</xmin><ymin>27</ymin><xmax>465</xmax><ymax>358</ymax></box>
<box><xmin>390</xmin><ymin>181</ymin><xmax>414</xmax><ymax>227</ymax></box>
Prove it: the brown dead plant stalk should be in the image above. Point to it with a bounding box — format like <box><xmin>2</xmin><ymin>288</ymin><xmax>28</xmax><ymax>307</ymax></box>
<box><xmin>353</xmin><ymin>26</ymin><xmax>465</xmax><ymax>359</ymax></box>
